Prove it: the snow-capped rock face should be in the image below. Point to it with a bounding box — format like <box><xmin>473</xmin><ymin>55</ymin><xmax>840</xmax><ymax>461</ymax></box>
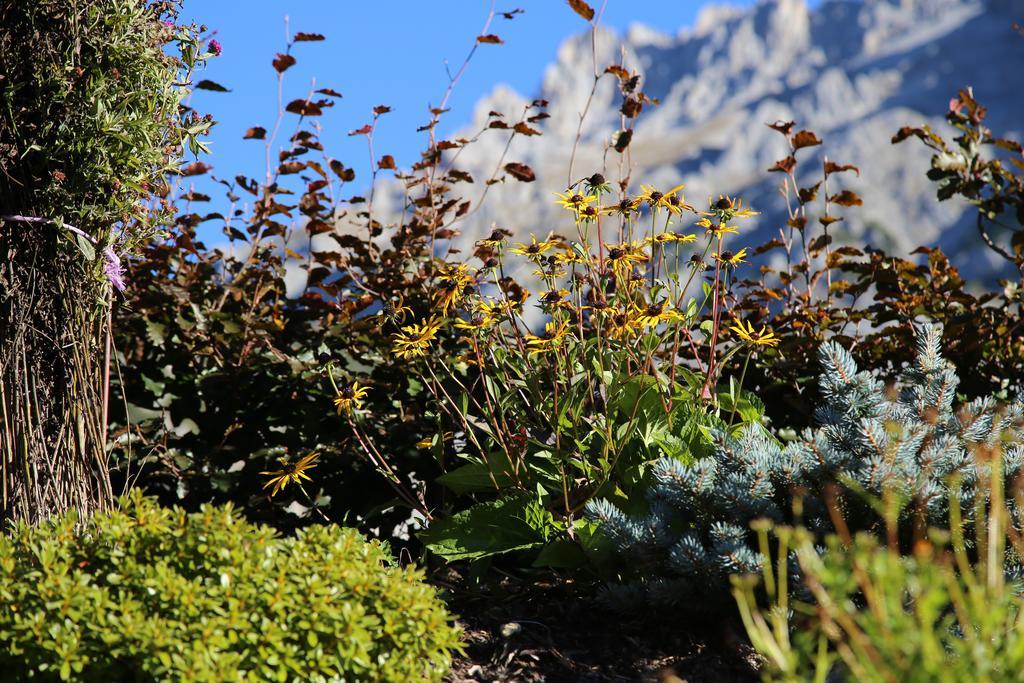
<box><xmin>441</xmin><ymin>0</ymin><xmax>1024</xmax><ymax>280</ymax></box>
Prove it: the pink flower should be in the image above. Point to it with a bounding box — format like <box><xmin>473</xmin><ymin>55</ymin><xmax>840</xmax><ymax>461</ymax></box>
<box><xmin>103</xmin><ymin>246</ymin><xmax>126</xmax><ymax>293</ymax></box>
<box><xmin>209</xmin><ymin>39</ymin><xmax>222</xmax><ymax>56</ymax></box>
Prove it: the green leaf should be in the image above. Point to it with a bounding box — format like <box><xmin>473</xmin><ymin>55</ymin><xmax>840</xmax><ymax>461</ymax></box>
<box><xmin>436</xmin><ymin>462</ymin><xmax>515</xmax><ymax>494</ymax></box>
<box><xmin>717</xmin><ymin>389</ymin><xmax>766</xmax><ymax>424</ymax></box>
<box><xmin>418</xmin><ymin>495</ymin><xmax>549</xmax><ymax>562</ymax></box>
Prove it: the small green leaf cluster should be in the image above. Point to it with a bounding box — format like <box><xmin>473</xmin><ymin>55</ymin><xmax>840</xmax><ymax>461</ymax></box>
<box><xmin>588</xmin><ymin>325</ymin><xmax>1023</xmax><ymax>604</ymax></box>
<box><xmin>0</xmin><ymin>493</ymin><xmax>460</xmax><ymax>682</ymax></box>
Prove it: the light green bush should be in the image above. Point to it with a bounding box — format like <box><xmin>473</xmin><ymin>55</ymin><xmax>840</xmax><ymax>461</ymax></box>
<box><xmin>0</xmin><ymin>493</ymin><xmax>461</xmax><ymax>682</ymax></box>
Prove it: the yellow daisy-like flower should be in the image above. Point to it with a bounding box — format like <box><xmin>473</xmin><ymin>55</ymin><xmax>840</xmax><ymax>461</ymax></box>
<box><xmin>602</xmin><ymin>197</ymin><xmax>641</xmax><ymax>216</ymax></box>
<box><xmin>637</xmin><ymin>183</ymin><xmax>689</xmax><ymax>214</ymax></box>
<box><xmin>605</xmin><ymin>242</ymin><xmax>648</xmax><ymax>276</ymax></box>
<box><xmin>454</xmin><ymin>314</ymin><xmax>494</xmax><ymax>333</ymax></box>
<box><xmin>633</xmin><ymin>301</ymin><xmax>684</xmax><ymax>328</ymax></box>
<box><xmin>525</xmin><ymin>320</ymin><xmax>570</xmax><ymax>356</ymax></box>
<box><xmin>509</xmin><ymin>235</ymin><xmax>560</xmax><ymax>259</ymax></box>
<box><xmin>713</xmin><ymin>247</ymin><xmax>748</xmax><ymax>267</ymax></box>
<box><xmin>539</xmin><ymin>288</ymin><xmax>572</xmax><ymax>311</ymax></box>
<box><xmin>600</xmin><ymin>307</ymin><xmax>641</xmax><ymax>340</ymax></box>
<box><xmin>730</xmin><ymin>320</ymin><xmax>780</xmax><ymax>347</ymax></box>
<box><xmin>374</xmin><ymin>295</ymin><xmax>413</xmax><ymax>327</ymax></box>
<box><xmin>393</xmin><ymin>317</ymin><xmax>444</xmax><ymax>359</ymax></box>
<box><xmin>555</xmin><ymin>247</ymin><xmax>588</xmax><ymax>265</ymax></box>
<box><xmin>478</xmin><ymin>290</ymin><xmax>529</xmax><ymax>319</ymax></box>
<box><xmin>477</xmin><ymin>227</ymin><xmax>510</xmax><ymax>248</ymax></box>
<box><xmin>333</xmin><ymin>381</ymin><xmax>369</xmax><ymax>415</ymax></box>
<box><xmin>697</xmin><ymin>217</ymin><xmax>739</xmax><ymax>237</ymax></box>
<box><xmin>433</xmin><ymin>264</ymin><xmax>474</xmax><ymax>314</ymax></box>
<box><xmin>260</xmin><ymin>451</ymin><xmax>320</xmax><ymax>497</ymax></box>
<box><xmin>704</xmin><ymin>195</ymin><xmax>759</xmax><ymax>221</ymax></box>
<box><xmin>646</xmin><ymin>231</ymin><xmax>698</xmax><ymax>245</ymax></box>
<box><xmin>554</xmin><ymin>190</ymin><xmax>597</xmax><ymax>214</ymax></box>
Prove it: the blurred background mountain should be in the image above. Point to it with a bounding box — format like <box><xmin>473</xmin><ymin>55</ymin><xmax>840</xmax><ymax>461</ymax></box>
<box><xmin>186</xmin><ymin>0</ymin><xmax>1024</xmax><ymax>281</ymax></box>
<box><xmin>434</xmin><ymin>0</ymin><xmax>1023</xmax><ymax>280</ymax></box>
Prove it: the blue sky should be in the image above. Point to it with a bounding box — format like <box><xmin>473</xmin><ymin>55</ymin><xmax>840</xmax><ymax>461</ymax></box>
<box><xmin>179</xmin><ymin>0</ymin><xmax>768</xmax><ymax>193</ymax></box>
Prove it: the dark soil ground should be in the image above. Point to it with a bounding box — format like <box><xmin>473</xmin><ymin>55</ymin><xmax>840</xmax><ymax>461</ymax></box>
<box><xmin>439</xmin><ymin>577</ymin><xmax>762</xmax><ymax>683</ymax></box>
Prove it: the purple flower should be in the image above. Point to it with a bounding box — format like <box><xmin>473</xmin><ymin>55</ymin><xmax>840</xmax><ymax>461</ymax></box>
<box><xmin>209</xmin><ymin>39</ymin><xmax>222</xmax><ymax>56</ymax></box>
<box><xmin>103</xmin><ymin>246</ymin><xmax>126</xmax><ymax>293</ymax></box>
<box><xmin>162</xmin><ymin>20</ymin><xmax>174</xmax><ymax>28</ymax></box>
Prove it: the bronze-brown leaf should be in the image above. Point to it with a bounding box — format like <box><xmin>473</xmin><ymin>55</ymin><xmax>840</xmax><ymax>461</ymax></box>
<box><xmin>829</xmin><ymin>191</ymin><xmax>863</xmax><ymax>207</ymax></box>
<box><xmin>513</xmin><ymin>122</ymin><xmax>541</xmax><ymax>136</ymax></box>
<box><xmin>272</xmin><ymin>53</ymin><xmax>296</xmax><ymax>73</ymax></box>
<box><xmin>329</xmin><ymin>160</ymin><xmax>355</xmax><ymax>182</ymax></box>
<box><xmin>195</xmin><ymin>79</ymin><xmax>229</xmax><ymax>92</ymax></box>
<box><xmin>605</xmin><ymin>64</ymin><xmax>629</xmax><ymax>80</ymax></box>
<box><xmin>767</xmin><ymin>120</ymin><xmax>795</xmax><ymax>137</ymax></box>
<box><xmin>477</xmin><ymin>34</ymin><xmax>503</xmax><ymax>44</ymax></box>
<box><xmin>294</xmin><ymin>32</ymin><xmax>325</xmax><ymax>42</ymax></box>
<box><xmin>377</xmin><ymin>155</ymin><xmax>396</xmax><ymax>170</ymax></box>
<box><xmin>505</xmin><ymin>162</ymin><xmax>535</xmax><ymax>182</ymax></box>
<box><xmin>567</xmin><ymin>0</ymin><xmax>595</xmax><ymax>21</ymax></box>
<box><xmin>181</xmin><ymin>162</ymin><xmax>212</xmax><ymax>177</ymax></box>
<box><xmin>243</xmin><ymin>126</ymin><xmax>266</xmax><ymax>140</ymax></box>
<box><xmin>620</xmin><ymin>96</ymin><xmax>643</xmax><ymax>118</ymax></box>
<box><xmin>792</xmin><ymin>130</ymin><xmax>822</xmax><ymax>150</ymax></box>
<box><xmin>798</xmin><ymin>182</ymin><xmax>821</xmax><ymax>204</ymax></box>
<box><xmin>279</xmin><ymin>161</ymin><xmax>306</xmax><ymax>175</ymax></box>
<box><xmin>769</xmin><ymin>156</ymin><xmax>797</xmax><ymax>174</ymax></box>
<box><xmin>824</xmin><ymin>161</ymin><xmax>860</xmax><ymax>177</ymax></box>
<box><xmin>286</xmin><ymin>99</ymin><xmax>322</xmax><ymax>116</ymax></box>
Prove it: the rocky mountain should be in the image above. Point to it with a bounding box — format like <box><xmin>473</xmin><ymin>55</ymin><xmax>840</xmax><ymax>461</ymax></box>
<box><xmin>431</xmin><ymin>0</ymin><xmax>1024</xmax><ymax>280</ymax></box>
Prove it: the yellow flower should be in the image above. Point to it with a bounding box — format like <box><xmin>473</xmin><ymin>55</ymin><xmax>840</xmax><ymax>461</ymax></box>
<box><xmin>637</xmin><ymin>183</ymin><xmax>690</xmax><ymax>214</ymax></box>
<box><xmin>646</xmin><ymin>231</ymin><xmax>698</xmax><ymax>245</ymax></box>
<box><xmin>333</xmin><ymin>381</ymin><xmax>369</xmax><ymax>415</ymax></box>
<box><xmin>730</xmin><ymin>320</ymin><xmax>780</xmax><ymax>347</ymax></box>
<box><xmin>555</xmin><ymin>247</ymin><xmax>589</xmax><ymax>265</ymax></box>
<box><xmin>602</xmin><ymin>197</ymin><xmax>641</xmax><ymax>216</ymax></box>
<box><xmin>433</xmin><ymin>264</ymin><xmax>474</xmax><ymax>314</ymax></box>
<box><xmin>374</xmin><ymin>295</ymin><xmax>413</xmax><ymax>327</ymax></box>
<box><xmin>539</xmin><ymin>288</ymin><xmax>572</xmax><ymax>311</ymax></box>
<box><xmin>260</xmin><ymin>452</ymin><xmax>320</xmax><ymax>497</ymax></box>
<box><xmin>703</xmin><ymin>195</ymin><xmax>758</xmax><ymax>222</ymax></box>
<box><xmin>509</xmin><ymin>235</ymin><xmax>560</xmax><ymax>259</ymax></box>
<box><xmin>554</xmin><ymin>190</ymin><xmax>597</xmax><ymax>214</ymax></box>
<box><xmin>393</xmin><ymin>317</ymin><xmax>444</xmax><ymax>359</ymax></box>
<box><xmin>697</xmin><ymin>217</ymin><xmax>739</xmax><ymax>236</ymax></box>
<box><xmin>713</xmin><ymin>247</ymin><xmax>748</xmax><ymax>267</ymax></box>
<box><xmin>605</xmin><ymin>242</ymin><xmax>648</xmax><ymax>276</ymax></box>
<box><xmin>525</xmin><ymin>320</ymin><xmax>570</xmax><ymax>356</ymax></box>
<box><xmin>479</xmin><ymin>289</ymin><xmax>529</xmax><ymax>319</ymax></box>
<box><xmin>633</xmin><ymin>301</ymin><xmax>684</xmax><ymax>328</ymax></box>
<box><xmin>454</xmin><ymin>314</ymin><xmax>494</xmax><ymax>332</ymax></box>
<box><xmin>600</xmin><ymin>307</ymin><xmax>640</xmax><ymax>340</ymax></box>
<box><xmin>476</xmin><ymin>227</ymin><xmax>510</xmax><ymax>248</ymax></box>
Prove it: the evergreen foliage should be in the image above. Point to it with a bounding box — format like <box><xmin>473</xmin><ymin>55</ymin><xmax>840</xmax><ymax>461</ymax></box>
<box><xmin>0</xmin><ymin>493</ymin><xmax>460</xmax><ymax>682</ymax></box>
<box><xmin>587</xmin><ymin>325</ymin><xmax>1024</xmax><ymax>602</ymax></box>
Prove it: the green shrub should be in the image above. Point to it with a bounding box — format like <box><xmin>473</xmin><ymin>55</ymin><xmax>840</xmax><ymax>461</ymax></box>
<box><xmin>0</xmin><ymin>493</ymin><xmax>460</xmax><ymax>682</ymax></box>
<box><xmin>733</xmin><ymin>451</ymin><xmax>1024</xmax><ymax>682</ymax></box>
